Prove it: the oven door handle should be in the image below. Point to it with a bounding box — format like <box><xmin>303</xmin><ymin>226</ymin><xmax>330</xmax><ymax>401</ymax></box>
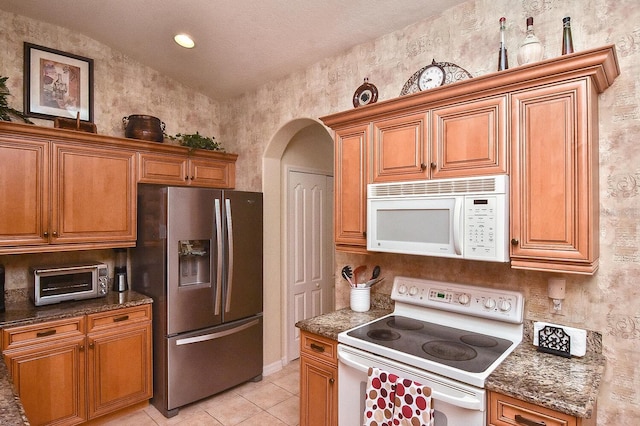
<box><xmin>338</xmin><ymin>346</ymin><xmax>484</xmax><ymax>411</ymax></box>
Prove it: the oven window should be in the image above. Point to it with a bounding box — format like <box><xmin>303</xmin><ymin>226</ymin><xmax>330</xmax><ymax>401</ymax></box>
<box><xmin>39</xmin><ymin>272</ymin><xmax>92</xmax><ymax>296</ymax></box>
<box><xmin>377</xmin><ymin>209</ymin><xmax>450</xmax><ymax>244</ymax></box>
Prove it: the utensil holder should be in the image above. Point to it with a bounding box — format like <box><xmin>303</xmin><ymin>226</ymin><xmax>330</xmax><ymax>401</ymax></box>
<box><xmin>350</xmin><ymin>287</ymin><xmax>370</xmax><ymax>312</ymax></box>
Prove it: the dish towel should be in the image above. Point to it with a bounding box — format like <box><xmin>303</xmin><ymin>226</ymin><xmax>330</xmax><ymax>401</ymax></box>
<box><xmin>392</xmin><ymin>378</ymin><xmax>434</xmax><ymax>426</ymax></box>
<box><xmin>363</xmin><ymin>367</ymin><xmax>399</xmax><ymax>426</ymax></box>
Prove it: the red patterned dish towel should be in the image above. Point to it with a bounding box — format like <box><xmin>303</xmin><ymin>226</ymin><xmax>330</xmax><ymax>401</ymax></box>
<box><xmin>363</xmin><ymin>367</ymin><xmax>434</xmax><ymax>426</ymax></box>
<box><xmin>392</xmin><ymin>378</ymin><xmax>434</xmax><ymax>426</ymax></box>
<box><xmin>363</xmin><ymin>367</ymin><xmax>399</xmax><ymax>426</ymax></box>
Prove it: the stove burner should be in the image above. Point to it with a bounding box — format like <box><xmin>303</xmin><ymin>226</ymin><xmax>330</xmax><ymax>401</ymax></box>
<box><xmin>460</xmin><ymin>334</ymin><xmax>499</xmax><ymax>348</ymax></box>
<box><xmin>367</xmin><ymin>329</ymin><xmax>401</xmax><ymax>341</ymax></box>
<box><xmin>422</xmin><ymin>341</ymin><xmax>477</xmax><ymax>361</ymax></box>
<box><xmin>386</xmin><ymin>317</ymin><xmax>424</xmax><ymax>331</ymax></box>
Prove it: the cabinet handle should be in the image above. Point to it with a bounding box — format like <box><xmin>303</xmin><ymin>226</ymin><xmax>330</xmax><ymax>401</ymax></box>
<box><xmin>113</xmin><ymin>315</ymin><xmax>129</xmax><ymax>322</ymax></box>
<box><xmin>36</xmin><ymin>329</ymin><xmax>56</xmax><ymax>338</ymax></box>
<box><xmin>329</xmin><ymin>378</ymin><xmax>335</xmax><ymax>384</ymax></box>
<box><xmin>420</xmin><ymin>163</ymin><xmax>427</xmax><ymax>170</ymax></box>
<box><xmin>430</xmin><ymin>162</ymin><xmax>437</xmax><ymax>169</ymax></box>
<box><xmin>79</xmin><ymin>345</ymin><xmax>85</xmax><ymax>352</ymax></box>
<box><xmin>185</xmin><ymin>175</ymin><xmax>189</xmax><ymax>181</ymax></box>
<box><xmin>511</xmin><ymin>238</ymin><xmax>519</xmax><ymax>246</ymax></box>
<box><xmin>89</xmin><ymin>342</ymin><xmax>95</xmax><ymax>349</ymax></box>
<box><xmin>515</xmin><ymin>414</ymin><xmax>546</xmax><ymax>426</ymax></box>
<box><xmin>310</xmin><ymin>343</ymin><xmax>325</xmax><ymax>353</ymax></box>
<box><xmin>52</xmin><ymin>231</ymin><xmax>58</xmax><ymax>237</ymax></box>
<box><xmin>43</xmin><ymin>231</ymin><xmax>49</xmax><ymax>238</ymax></box>
<box><xmin>190</xmin><ymin>176</ymin><xmax>194</xmax><ymax>180</ymax></box>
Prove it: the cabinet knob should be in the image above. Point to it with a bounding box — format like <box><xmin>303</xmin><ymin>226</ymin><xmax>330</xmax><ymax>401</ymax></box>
<box><xmin>511</xmin><ymin>238</ymin><xmax>519</xmax><ymax>246</ymax></box>
<box><xmin>89</xmin><ymin>342</ymin><xmax>95</xmax><ymax>349</ymax></box>
<box><xmin>329</xmin><ymin>378</ymin><xmax>335</xmax><ymax>384</ymax></box>
<box><xmin>185</xmin><ymin>175</ymin><xmax>189</xmax><ymax>181</ymax></box>
<box><xmin>190</xmin><ymin>176</ymin><xmax>194</xmax><ymax>180</ymax></box>
<box><xmin>430</xmin><ymin>162</ymin><xmax>437</xmax><ymax>169</ymax></box>
<box><xmin>43</xmin><ymin>231</ymin><xmax>49</xmax><ymax>238</ymax></box>
<box><xmin>79</xmin><ymin>345</ymin><xmax>85</xmax><ymax>352</ymax></box>
<box><xmin>52</xmin><ymin>231</ymin><xmax>58</xmax><ymax>237</ymax></box>
<box><xmin>420</xmin><ymin>163</ymin><xmax>427</xmax><ymax>171</ymax></box>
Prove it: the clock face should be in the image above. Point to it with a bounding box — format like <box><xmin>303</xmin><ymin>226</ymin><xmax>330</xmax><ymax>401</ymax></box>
<box><xmin>418</xmin><ymin>65</ymin><xmax>445</xmax><ymax>90</ymax></box>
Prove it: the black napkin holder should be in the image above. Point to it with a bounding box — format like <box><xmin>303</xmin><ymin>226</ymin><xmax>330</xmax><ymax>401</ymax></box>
<box><xmin>537</xmin><ymin>325</ymin><xmax>571</xmax><ymax>358</ymax></box>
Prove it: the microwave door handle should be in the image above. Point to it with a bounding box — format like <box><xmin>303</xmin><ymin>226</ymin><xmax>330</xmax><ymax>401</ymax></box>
<box><xmin>224</xmin><ymin>198</ymin><xmax>233</xmax><ymax>313</ymax></box>
<box><xmin>214</xmin><ymin>199</ymin><xmax>223</xmax><ymax>315</ymax></box>
<box><xmin>453</xmin><ymin>199</ymin><xmax>463</xmax><ymax>256</ymax></box>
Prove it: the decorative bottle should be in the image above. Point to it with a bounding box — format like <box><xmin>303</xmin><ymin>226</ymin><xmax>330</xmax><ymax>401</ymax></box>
<box><xmin>497</xmin><ymin>17</ymin><xmax>509</xmax><ymax>71</ymax></box>
<box><xmin>562</xmin><ymin>16</ymin><xmax>574</xmax><ymax>55</ymax></box>
<box><xmin>517</xmin><ymin>17</ymin><xmax>544</xmax><ymax>65</ymax></box>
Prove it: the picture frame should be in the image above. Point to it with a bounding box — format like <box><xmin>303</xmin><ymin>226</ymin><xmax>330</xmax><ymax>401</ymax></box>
<box><xmin>23</xmin><ymin>42</ymin><xmax>94</xmax><ymax>122</ymax></box>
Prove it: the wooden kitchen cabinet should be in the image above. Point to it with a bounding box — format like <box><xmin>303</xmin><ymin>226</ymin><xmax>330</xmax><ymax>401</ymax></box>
<box><xmin>509</xmin><ymin>79</ymin><xmax>599</xmax><ymax>274</ymax></box>
<box><xmin>86</xmin><ymin>304</ymin><xmax>152</xmax><ymax>419</ymax></box>
<box><xmin>488</xmin><ymin>391</ymin><xmax>596</xmax><ymax>426</ymax></box>
<box><xmin>138</xmin><ymin>150</ymin><xmax>236</xmax><ymax>188</ymax></box>
<box><xmin>334</xmin><ymin>124</ymin><xmax>369</xmax><ymax>252</ymax></box>
<box><xmin>431</xmin><ymin>95</ymin><xmax>507</xmax><ymax>179</ymax></box>
<box><xmin>372</xmin><ymin>112</ymin><xmax>428</xmax><ymax>182</ymax></box>
<box><xmin>300</xmin><ymin>331</ymin><xmax>338</xmax><ymax>426</ymax></box>
<box><xmin>1</xmin><ymin>304</ymin><xmax>153</xmax><ymax>425</ymax></box>
<box><xmin>2</xmin><ymin>316</ymin><xmax>87</xmax><ymax>425</ymax></box>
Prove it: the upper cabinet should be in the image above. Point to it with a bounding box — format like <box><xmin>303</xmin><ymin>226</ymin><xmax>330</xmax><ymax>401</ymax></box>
<box><xmin>0</xmin><ymin>122</ymin><xmax>237</xmax><ymax>255</ymax></box>
<box><xmin>321</xmin><ymin>45</ymin><xmax>619</xmax><ymax>273</ymax></box>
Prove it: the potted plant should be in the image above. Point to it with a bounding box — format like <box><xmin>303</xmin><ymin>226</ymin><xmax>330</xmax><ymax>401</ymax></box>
<box><xmin>166</xmin><ymin>131</ymin><xmax>224</xmax><ymax>152</ymax></box>
<box><xmin>0</xmin><ymin>76</ymin><xmax>32</xmax><ymax>123</ymax></box>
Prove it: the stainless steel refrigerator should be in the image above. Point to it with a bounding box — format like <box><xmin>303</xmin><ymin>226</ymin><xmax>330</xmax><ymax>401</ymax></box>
<box><xmin>131</xmin><ymin>185</ymin><xmax>263</xmax><ymax>418</ymax></box>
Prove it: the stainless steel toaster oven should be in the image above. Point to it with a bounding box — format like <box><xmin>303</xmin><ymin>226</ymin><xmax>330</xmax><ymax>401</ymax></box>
<box><xmin>29</xmin><ymin>262</ymin><xmax>109</xmax><ymax>306</ymax></box>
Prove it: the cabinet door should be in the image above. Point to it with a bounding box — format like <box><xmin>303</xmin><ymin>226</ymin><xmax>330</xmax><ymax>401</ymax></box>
<box><xmin>488</xmin><ymin>391</ymin><xmax>592</xmax><ymax>426</ymax></box>
<box><xmin>334</xmin><ymin>124</ymin><xmax>369</xmax><ymax>251</ymax></box>
<box><xmin>4</xmin><ymin>336</ymin><xmax>86</xmax><ymax>426</ymax></box>
<box><xmin>87</xmin><ymin>323</ymin><xmax>152</xmax><ymax>419</ymax></box>
<box><xmin>510</xmin><ymin>80</ymin><xmax>598</xmax><ymax>274</ymax></box>
<box><xmin>300</xmin><ymin>354</ymin><xmax>337</xmax><ymax>426</ymax></box>
<box><xmin>432</xmin><ymin>95</ymin><xmax>507</xmax><ymax>178</ymax></box>
<box><xmin>0</xmin><ymin>137</ymin><xmax>49</xmax><ymax>246</ymax></box>
<box><xmin>138</xmin><ymin>152</ymin><xmax>189</xmax><ymax>185</ymax></box>
<box><xmin>51</xmin><ymin>143</ymin><xmax>137</xmax><ymax>244</ymax></box>
<box><xmin>189</xmin><ymin>157</ymin><xmax>235</xmax><ymax>188</ymax></box>
<box><xmin>372</xmin><ymin>113</ymin><xmax>428</xmax><ymax>182</ymax></box>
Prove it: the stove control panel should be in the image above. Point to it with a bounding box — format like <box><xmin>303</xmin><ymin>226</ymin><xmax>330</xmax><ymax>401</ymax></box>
<box><xmin>392</xmin><ymin>276</ymin><xmax>524</xmax><ymax>323</ymax></box>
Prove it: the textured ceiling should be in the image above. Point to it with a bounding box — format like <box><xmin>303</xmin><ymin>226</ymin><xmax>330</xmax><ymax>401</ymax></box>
<box><xmin>0</xmin><ymin>0</ymin><xmax>467</xmax><ymax>99</ymax></box>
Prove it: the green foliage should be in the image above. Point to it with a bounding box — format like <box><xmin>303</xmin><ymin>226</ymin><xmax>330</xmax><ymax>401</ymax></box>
<box><xmin>166</xmin><ymin>131</ymin><xmax>224</xmax><ymax>152</ymax></box>
<box><xmin>0</xmin><ymin>76</ymin><xmax>33</xmax><ymax>123</ymax></box>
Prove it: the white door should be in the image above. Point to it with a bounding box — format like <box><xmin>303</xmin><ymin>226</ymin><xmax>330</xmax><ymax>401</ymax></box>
<box><xmin>287</xmin><ymin>170</ymin><xmax>333</xmax><ymax>361</ymax></box>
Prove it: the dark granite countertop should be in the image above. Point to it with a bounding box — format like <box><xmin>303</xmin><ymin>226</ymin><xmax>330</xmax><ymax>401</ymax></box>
<box><xmin>0</xmin><ymin>290</ymin><xmax>153</xmax><ymax>426</ymax></box>
<box><xmin>296</xmin><ymin>308</ymin><xmax>603</xmax><ymax>420</ymax></box>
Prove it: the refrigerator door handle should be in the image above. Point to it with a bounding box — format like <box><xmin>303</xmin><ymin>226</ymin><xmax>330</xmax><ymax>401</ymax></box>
<box><xmin>224</xmin><ymin>198</ymin><xmax>234</xmax><ymax>313</ymax></box>
<box><xmin>175</xmin><ymin>319</ymin><xmax>260</xmax><ymax>346</ymax></box>
<box><xmin>214</xmin><ymin>198</ymin><xmax>223</xmax><ymax>315</ymax></box>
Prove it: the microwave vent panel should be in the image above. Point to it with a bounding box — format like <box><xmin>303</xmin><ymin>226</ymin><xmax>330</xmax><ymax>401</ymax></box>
<box><xmin>369</xmin><ymin>175</ymin><xmax>507</xmax><ymax>198</ymax></box>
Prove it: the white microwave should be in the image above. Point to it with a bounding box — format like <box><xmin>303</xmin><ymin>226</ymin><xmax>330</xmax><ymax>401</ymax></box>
<box><xmin>367</xmin><ymin>175</ymin><xmax>509</xmax><ymax>262</ymax></box>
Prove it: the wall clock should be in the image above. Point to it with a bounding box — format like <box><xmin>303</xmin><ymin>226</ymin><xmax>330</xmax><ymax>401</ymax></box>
<box><xmin>400</xmin><ymin>59</ymin><xmax>473</xmax><ymax>96</ymax></box>
<box><xmin>352</xmin><ymin>78</ymin><xmax>378</xmax><ymax>108</ymax></box>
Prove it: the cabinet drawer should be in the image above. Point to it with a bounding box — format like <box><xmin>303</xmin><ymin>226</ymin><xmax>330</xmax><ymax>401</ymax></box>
<box><xmin>489</xmin><ymin>391</ymin><xmax>579</xmax><ymax>426</ymax></box>
<box><xmin>301</xmin><ymin>331</ymin><xmax>337</xmax><ymax>364</ymax></box>
<box><xmin>87</xmin><ymin>304</ymin><xmax>151</xmax><ymax>333</ymax></box>
<box><xmin>2</xmin><ymin>316</ymin><xmax>85</xmax><ymax>351</ymax></box>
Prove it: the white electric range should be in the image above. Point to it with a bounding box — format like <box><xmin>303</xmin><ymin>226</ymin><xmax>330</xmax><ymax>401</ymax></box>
<box><xmin>337</xmin><ymin>276</ymin><xmax>524</xmax><ymax>425</ymax></box>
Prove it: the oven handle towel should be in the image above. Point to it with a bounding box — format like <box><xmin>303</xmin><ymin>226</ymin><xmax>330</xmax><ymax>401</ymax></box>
<box><xmin>363</xmin><ymin>366</ymin><xmax>434</xmax><ymax>426</ymax></box>
<box><xmin>338</xmin><ymin>345</ymin><xmax>483</xmax><ymax>411</ymax></box>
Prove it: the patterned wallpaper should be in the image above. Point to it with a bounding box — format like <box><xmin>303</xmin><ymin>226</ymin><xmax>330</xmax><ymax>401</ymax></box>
<box><xmin>1</xmin><ymin>0</ymin><xmax>639</xmax><ymax>423</ymax></box>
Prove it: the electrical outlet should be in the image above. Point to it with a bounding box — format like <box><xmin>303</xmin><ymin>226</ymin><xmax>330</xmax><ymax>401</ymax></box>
<box><xmin>549</xmin><ymin>299</ymin><xmax>566</xmax><ymax>315</ymax></box>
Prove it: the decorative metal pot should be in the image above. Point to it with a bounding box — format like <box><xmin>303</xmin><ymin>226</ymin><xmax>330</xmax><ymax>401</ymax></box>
<box><xmin>122</xmin><ymin>115</ymin><xmax>165</xmax><ymax>142</ymax></box>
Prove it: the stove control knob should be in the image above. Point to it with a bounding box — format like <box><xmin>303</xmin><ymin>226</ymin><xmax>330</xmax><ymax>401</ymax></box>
<box><xmin>409</xmin><ymin>286</ymin><xmax>419</xmax><ymax>296</ymax></box>
<box><xmin>484</xmin><ymin>298</ymin><xmax>496</xmax><ymax>310</ymax></box>
<box><xmin>397</xmin><ymin>284</ymin><xmax>407</xmax><ymax>295</ymax></box>
<box><xmin>458</xmin><ymin>293</ymin><xmax>470</xmax><ymax>305</ymax></box>
<box><xmin>498</xmin><ymin>299</ymin><xmax>512</xmax><ymax>312</ymax></box>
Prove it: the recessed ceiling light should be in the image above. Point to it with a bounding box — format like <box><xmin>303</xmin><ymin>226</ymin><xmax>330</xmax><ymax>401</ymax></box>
<box><xmin>174</xmin><ymin>34</ymin><xmax>195</xmax><ymax>49</ymax></box>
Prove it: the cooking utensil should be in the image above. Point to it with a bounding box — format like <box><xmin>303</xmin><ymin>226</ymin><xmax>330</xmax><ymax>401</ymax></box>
<box><xmin>364</xmin><ymin>276</ymin><xmax>384</xmax><ymax>288</ymax></box>
<box><xmin>353</xmin><ymin>265</ymin><xmax>367</xmax><ymax>285</ymax></box>
<box><xmin>371</xmin><ymin>265</ymin><xmax>380</xmax><ymax>279</ymax></box>
<box><xmin>341</xmin><ymin>266</ymin><xmax>354</xmax><ymax>287</ymax></box>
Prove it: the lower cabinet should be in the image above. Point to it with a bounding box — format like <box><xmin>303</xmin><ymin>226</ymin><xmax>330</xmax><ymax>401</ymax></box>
<box><xmin>488</xmin><ymin>391</ymin><xmax>596</xmax><ymax>426</ymax></box>
<box><xmin>2</xmin><ymin>304</ymin><xmax>152</xmax><ymax>425</ymax></box>
<box><xmin>299</xmin><ymin>331</ymin><xmax>337</xmax><ymax>426</ymax></box>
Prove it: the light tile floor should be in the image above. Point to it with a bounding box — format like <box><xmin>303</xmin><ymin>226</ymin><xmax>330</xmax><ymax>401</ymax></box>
<box><xmin>103</xmin><ymin>359</ymin><xmax>300</xmax><ymax>426</ymax></box>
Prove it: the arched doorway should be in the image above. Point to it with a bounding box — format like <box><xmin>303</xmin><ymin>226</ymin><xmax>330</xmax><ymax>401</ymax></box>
<box><xmin>262</xmin><ymin>118</ymin><xmax>334</xmax><ymax>372</ymax></box>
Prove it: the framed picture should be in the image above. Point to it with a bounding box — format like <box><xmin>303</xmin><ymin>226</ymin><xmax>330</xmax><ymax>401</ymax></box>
<box><xmin>24</xmin><ymin>42</ymin><xmax>94</xmax><ymax>122</ymax></box>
